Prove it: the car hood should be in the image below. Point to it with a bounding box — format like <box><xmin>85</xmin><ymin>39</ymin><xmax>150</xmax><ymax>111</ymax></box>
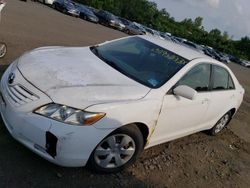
<box><xmin>17</xmin><ymin>47</ymin><xmax>150</xmax><ymax>109</ymax></box>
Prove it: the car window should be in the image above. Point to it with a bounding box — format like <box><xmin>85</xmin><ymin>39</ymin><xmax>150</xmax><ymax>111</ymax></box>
<box><xmin>212</xmin><ymin>65</ymin><xmax>234</xmax><ymax>90</ymax></box>
<box><xmin>228</xmin><ymin>75</ymin><xmax>235</xmax><ymax>89</ymax></box>
<box><xmin>178</xmin><ymin>64</ymin><xmax>211</xmax><ymax>92</ymax></box>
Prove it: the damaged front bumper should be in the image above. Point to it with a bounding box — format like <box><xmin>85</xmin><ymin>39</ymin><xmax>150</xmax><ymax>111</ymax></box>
<box><xmin>0</xmin><ymin>98</ymin><xmax>114</xmax><ymax>167</ymax></box>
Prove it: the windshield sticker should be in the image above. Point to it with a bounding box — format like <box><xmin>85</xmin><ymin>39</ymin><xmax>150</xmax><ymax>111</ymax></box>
<box><xmin>151</xmin><ymin>48</ymin><xmax>187</xmax><ymax>65</ymax></box>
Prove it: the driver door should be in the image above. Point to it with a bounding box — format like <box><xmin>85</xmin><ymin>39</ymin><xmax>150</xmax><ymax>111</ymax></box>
<box><xmin>150</xmin><ymin>63</ymin><xmax>212</xmax><ymax>145</ymax></box>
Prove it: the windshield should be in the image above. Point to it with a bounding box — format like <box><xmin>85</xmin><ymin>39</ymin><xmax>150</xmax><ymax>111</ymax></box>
<box><xmin>79</xmin><ymin>5</ymin><xmax>92</xmax><ymax>14</ymax></box>
<box><xmin>90</xmin><ymin>37</ymin><xmax>188</xmax><ymax>88</ymax></box>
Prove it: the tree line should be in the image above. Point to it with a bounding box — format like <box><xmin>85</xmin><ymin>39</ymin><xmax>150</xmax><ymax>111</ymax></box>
<box><xmin>75</xmin><ymin>0</ymin><xmax>250</xmax><ymax>60</ymax></box>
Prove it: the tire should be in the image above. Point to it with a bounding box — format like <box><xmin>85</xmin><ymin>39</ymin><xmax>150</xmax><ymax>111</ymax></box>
<box><xmin>125</xmin><ymin>29</ymin><xmax>130</xmax><ymax>35</ymax></box>
<box><xmin>0</xmin><ymin>42</ymin><xmax>7</xmax><ymax>58</ymax></box>
<box><xmin>88</xmin><ymin>124</ymin><xmax>144</xmax><ymax>173</ymax></box>
<box><xmin>62</xmin><ymin>9</ymin><xmax>67</xmax><ymax>14</ymax></box>
<box><xmin>52</xmin><ymin>3</ymin><xmax>56</xmax><ymax>9</ymax></box>
<box><xmin>208</xmin><ymin>111</ymin><xmax>232</xmax><ymax>136</ymax></box>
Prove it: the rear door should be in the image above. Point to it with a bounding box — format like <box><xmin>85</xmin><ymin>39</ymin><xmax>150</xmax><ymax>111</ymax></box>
<box><xmin>204</xmin><ymin>65</ymin><xmax>237</xmax><ymax>124</ymax></box>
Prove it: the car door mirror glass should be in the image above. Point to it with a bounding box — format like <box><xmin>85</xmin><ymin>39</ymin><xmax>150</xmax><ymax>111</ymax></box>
<box><xmin>173</xmin><ymin>85</ymin><xmax>197</xmax><ymax>100</ymax></box>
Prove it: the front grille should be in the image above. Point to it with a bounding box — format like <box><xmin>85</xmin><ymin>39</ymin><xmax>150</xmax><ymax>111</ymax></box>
<box><xmin>5</xmin><ymin>83</ymin><xmax>39</xmax><ymax>107</ymax></box>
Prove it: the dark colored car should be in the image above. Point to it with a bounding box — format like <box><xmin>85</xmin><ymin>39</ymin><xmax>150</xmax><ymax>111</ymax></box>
<box><xmin>182</xmin><ymin>40</ymin><xmax>204</xmax><ymax>54</ymax></box>
<box><xmin>159</xmin><ymin>32</ymin><xmax>173</xmax><ymax>41</ymax></box>
<box><xmin>229</xmin><ymin>55</ymin><xmax>241</xmax><ymax>64</ymax></box>
<box><xmin>76</xmin><ymin>4</ymin><xmax>99</xmax><ymax>23</ymax></box>
<box><xmin>217</xmin><ymin>52</ymin><xmax>230</xmax><ymax>64</ymax></box>
<box><xmin>118</xmin><ymin>17</ymin><xmax>131</xmax><ymax>26</ymax></box>
<box><xmin>96</xmin><ymin>10</ymin><xmax>125</xmax><ymax>30</ymax></box>
<box><xmin>124</xmin><ymin>23</ymin><xmax>146</xmax><ymax>35</ymax></box>
<box><xmin>52</xmin><ymin>0</ymin><xmax>80</xmax><ymax>17</ymax></box>
<box><xmin>211</xmin><ymin>50</ymin><xmax>229</xmax><ymax>63</ymax></box>
<box><xmin>87</xmin><ymin>6</ymin><xmax>98</xmax><ymax>14</ymax></box>
<box><xmin>203</xmin><ymin>48</ymin><xmax>216</xmax><ymax>58</ymax></box>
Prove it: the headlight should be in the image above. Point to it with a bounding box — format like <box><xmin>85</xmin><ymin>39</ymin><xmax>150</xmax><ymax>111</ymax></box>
<box><xmin>110</xmin><ymin>20</ymin><xmax>115</xmax><ymax>23</ymax></box>
<box><xmin>34</xmin><ymin>103</ymin><xmax>105</xmax><ymax>126</ymax></box>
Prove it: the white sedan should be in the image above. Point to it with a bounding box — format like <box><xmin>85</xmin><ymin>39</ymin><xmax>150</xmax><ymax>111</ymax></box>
<box><xmin>0</xmin><ymin>36</ymin><xmax>244</xmax><ymax>173</ymax></box>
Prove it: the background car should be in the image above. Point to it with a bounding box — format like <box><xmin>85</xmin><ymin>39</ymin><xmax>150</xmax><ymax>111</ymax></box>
<box><xmin>118</xmin><ymin>17</ymin><xmax>131</xmax><ymax>26</ymax></box>
<box><xmin>203</xmin><ymin>47</ymin><xmax>216</xmax><ymax>59</ymax></box>
<box><xmin>124</xmin><ymin>22</ymin><xmax>146</xmax><ymax>35</ymax></box>
<box><xmin>229</xmin><ymin>55</ymin><xmax>241</xmax><ymax>64</ymax></box>
<box><xmin>143</xmin><ymin>27</ymin><xmax>154</xmax><ymax>36</ymax></box>
<box><xmin>218</xmin><ymin>53</ymin><xmax>230</xmax><ymax>64</ymax></box>
<box><xmin>52</xmin><ymin>0</ymin><xmax>79</xmax><ymax>17</ymax></box>
<box><xmin>96</xmin><ymin>10</ymin><xmax>125</xmax><ymax>31</ymax></box>
<box><xmin>76</xmin><ymin>4</ymin><xmax>99</xmax><ymax>23</ymax></box>
<box><xmin>239</xmin><ymin>59</ymin><xmax>250</xmax><ymax>67</ymax></box>
<box><xmin>159</xmin><ymin>32</ymin><xmax>172</xmax><ymax>41</ymax></box>
<box><xmin>182</xmin><ymin>40</ymin><xmax>204</xmax><ymax>54</ymax></box>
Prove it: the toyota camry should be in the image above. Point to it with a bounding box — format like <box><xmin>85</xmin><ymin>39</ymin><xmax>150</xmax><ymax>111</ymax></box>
<box><xmin>0</xmin><ymin>36</ymin><xmax>244</xmax><ymax>173</ymax></box>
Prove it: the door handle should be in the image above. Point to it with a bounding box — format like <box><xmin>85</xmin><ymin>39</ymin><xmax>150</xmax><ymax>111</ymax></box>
<box><xmin>202</xmin><ymin>98</ymin><xmax>210</xmax><ymax>104</ymax></box>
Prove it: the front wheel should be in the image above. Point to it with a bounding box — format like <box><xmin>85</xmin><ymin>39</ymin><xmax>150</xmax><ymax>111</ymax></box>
<box><xmin>0</xmin><ymin>42</ymin><xmax>7</xmax><ymax>58</ymax></box>
<box><xmin>125</xmin><ymin>29</ymin><xmax>130</xmax><ymax>35</ymax></box>
<box><xmin>52</xmin><ymin>3</ymin><xmax>56</xmax><ymax>9</ymax></box>
<box><xmin>209</xmin><ymin>112</ymin><xmax>232</xmax><ymax>135</ymax></box>
<box><xmin>62</xmin><ymin>9</ymin><xmax>67</xmax><ymax>14</ymax></box>
<box><xmin>88</xmin><ymin>125</ymin><xmax>144</xmax><ymax>173</ymax></box>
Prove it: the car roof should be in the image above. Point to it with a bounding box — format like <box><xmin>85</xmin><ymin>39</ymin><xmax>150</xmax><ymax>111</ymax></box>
<box><xmin>139</xmin><ymin>35</ymin><xmax>210</xmax><ymax>61</ymax></box>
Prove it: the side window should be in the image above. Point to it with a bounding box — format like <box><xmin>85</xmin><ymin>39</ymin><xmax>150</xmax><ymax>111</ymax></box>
<box><xmin>228</xmin><ymin>75</ymin><xmax>235</xmax><ymax>89</ymax></box>
<box><xmin>178</xmin><ymin>64</ymin><xmax>211</xmax><ymax>92</ymax></box>
<box><xmin>212</xmin><ymin>65</ymin><xmax>235</xmax><ymax>90</ymax></box>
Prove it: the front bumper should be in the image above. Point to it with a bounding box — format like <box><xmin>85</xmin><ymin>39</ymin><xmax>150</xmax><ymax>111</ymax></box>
<box><xmin>0</xmin><ymin>64</ymin><xmax>114</xmax><ymax>167</ymax></box>
<box><xmin>109</xmin><ymin>23</ymin><xmax>124</xmax><ymax>30</ymax></box>
<box><xmin>88</xmin><ymin>17</ymin><xmax>98</xmax><ymax>23</ymax></box>
<box><xmin>67</xmin><ymin>9</ymin><xmax>80</xmax><ymax>17</ymax></box>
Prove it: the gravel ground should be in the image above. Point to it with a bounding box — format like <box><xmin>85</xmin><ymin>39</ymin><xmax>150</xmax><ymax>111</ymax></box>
<box><xmin>0</xmin><ymin>1</ymin><xmax>250</xmax><ymax>188</ymax></box>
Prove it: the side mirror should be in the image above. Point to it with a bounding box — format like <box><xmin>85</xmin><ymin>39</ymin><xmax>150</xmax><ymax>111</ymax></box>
<box><xmin>173</xmin><ymin>85</ymin><xmax>197</xmax><ymax>100</ymax></box>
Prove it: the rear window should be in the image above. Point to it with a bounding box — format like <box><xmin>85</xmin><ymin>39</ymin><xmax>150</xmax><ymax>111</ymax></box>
<box><xmin>212</xmin><ymin>65</ymin><xmax>235</xmax><ymax>90</ymax></box>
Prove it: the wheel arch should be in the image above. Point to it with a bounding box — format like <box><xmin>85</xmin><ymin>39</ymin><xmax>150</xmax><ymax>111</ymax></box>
<box><xmin>229</xmin><ymin>108</ymin><xmax>236</xmax><ymax>117</ymax></box>
<box><xmin>123</xmin><ymin>122</ymin><xmax>150</xmax><ymax>147</ymax></box>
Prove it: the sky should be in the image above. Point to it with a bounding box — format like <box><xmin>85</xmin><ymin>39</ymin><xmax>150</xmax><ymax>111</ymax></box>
<box><xmin>153</xmin><ymin>0</ymin><xmax>250</xmax><ymax>40</ymax></box>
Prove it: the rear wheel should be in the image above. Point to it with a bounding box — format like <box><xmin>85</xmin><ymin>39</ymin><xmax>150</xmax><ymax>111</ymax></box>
<box><xmin>0</xmin><ymin>42</ymin><xmax>7</xmax><ymax>58</ymax></box>
<box><xmin>209</xmin><ymin>112</ymin><xmax>231</xmax><ymax>135</ymax></box>
<box><xmin>88</xmin><ymin>124</ymin><xmax>144</xmax><ymax>173</ymax></box>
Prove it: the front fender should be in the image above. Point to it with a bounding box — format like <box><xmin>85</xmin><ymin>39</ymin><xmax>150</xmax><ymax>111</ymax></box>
<box><xmin>85</xmin><ymin>99</ymin><xmax>162</xmax><ymax>131</ymax></box>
